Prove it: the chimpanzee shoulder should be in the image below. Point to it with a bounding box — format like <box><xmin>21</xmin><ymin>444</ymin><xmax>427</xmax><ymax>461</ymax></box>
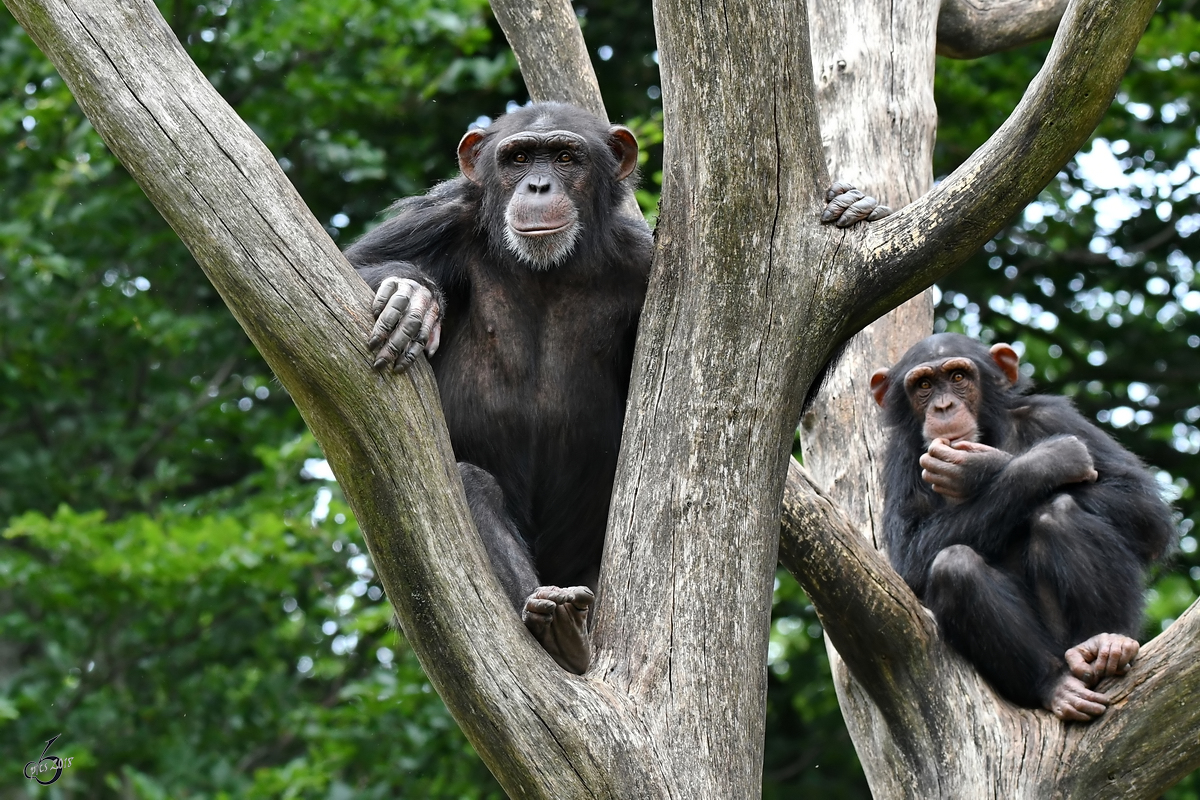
<box><xmin>345</xmin><ymin>177</ymin><xmax>479</xmax><ymax>290</ymax></box>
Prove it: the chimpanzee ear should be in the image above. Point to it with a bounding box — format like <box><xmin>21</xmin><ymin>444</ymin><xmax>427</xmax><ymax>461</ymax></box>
<box><xmin>989</xmin><ymin>343</ymin><xmax>1021</xmax><ymax>385</ymax></box>
<box><xmin>607</xmin><ymin>126</ymin><xmax>639</xmax><ymax>182</ymax></box>
<box><xmin>870</xmin><ymin>368</ymin><xmax>891</xmax><ymax>408</ymax></box>
<box><xmin>457</xmin><ymin>130</ymin><xmax>487</xmax><ymax>185</ymax></box>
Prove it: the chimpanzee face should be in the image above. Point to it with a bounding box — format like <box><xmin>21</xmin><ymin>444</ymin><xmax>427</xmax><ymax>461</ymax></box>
<box><xmin>900</xmin><ymin>356</ymin><xmax>984</xmax><ymax>445</ymax></box>
<box><xmin>491</xmin><ymin>129</ymin><xmax>589</xmax><ymax>268</ymax></box>
<box><xmin>870</xmin><ymin>335</ymin><xmax>1021</xmax><ymax>446</ymax></box>
<box><xmin>456</xmin><ymin>112</ymin><xmax>638</xmax><ymax>269</ymax></box>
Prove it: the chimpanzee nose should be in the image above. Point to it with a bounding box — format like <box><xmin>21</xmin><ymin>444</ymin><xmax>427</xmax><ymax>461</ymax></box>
<box><xmin>526</xmin><ymin>176</ymin><xmax>551</xmax><ymax>194</ymax></box>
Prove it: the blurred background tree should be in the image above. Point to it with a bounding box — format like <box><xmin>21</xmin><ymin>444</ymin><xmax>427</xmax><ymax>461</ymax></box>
<box><xmin>1</xmin><ymin>0</ymin><xmax>1197</xmax><ymax>796</ymax></box>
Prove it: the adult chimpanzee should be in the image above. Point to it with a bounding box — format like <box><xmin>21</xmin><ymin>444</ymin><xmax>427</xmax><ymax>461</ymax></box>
<box><xmin>344</xmin><ymin>103</ymin><xmax>652</xmax><ymax>674</ymax></box>
<box><xmin>871</xmin><ymin>333</ymin><xmax>1173</xmax><ymax>720</ymax></box>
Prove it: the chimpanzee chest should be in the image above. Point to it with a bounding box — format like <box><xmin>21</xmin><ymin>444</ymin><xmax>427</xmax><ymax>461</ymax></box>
<box><xmin>430</xmin><ymin>264</ymin><xmax>639</xmax><ymax>541</ymax></box>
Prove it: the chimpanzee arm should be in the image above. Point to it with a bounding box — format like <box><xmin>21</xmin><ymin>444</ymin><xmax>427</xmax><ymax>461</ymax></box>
<box><xmin>344</xmin><ymin>182</ymin><xmax>473</xmax><ymax>371</ymax></box>
<box><xmin>905</xmin><ymin>435</ymin><xmax>1098</xmax><ymax>570</ymax></box>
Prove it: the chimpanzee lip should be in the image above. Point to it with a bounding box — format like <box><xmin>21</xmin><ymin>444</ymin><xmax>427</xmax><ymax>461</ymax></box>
<box><xmin>926</xmin><ymin>432</ymin><xmax>975</xmax><ymax>447</ymax></box>
<box><xmin>512</xmin><ymin>222</ymin><xmax>571</xmax><ymax>237</ymax></box>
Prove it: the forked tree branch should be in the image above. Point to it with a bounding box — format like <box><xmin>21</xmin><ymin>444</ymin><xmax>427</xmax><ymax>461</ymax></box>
<box><xmin>779</xmin><ymin>462</ymin><xmax>939</xmax><ymax>717</ymax></box>
<box><xmin>838</xmin><ymin>0</ymin><xmax>1157</xmax><ymax>337</ymax></box>
<box><xmin>3</xmin><ymin>1</ymin><xmax>666</xmax><ymax>796</ymax></box>
<box><xmin>490</xmin><ymin>0</ymin><xmax>607</xmax><ymax>119</ymax></box>
<box><xmin>937</xmin><ymin>0</ymin><xmax>1068</xmax><ymax>59</ymax></box>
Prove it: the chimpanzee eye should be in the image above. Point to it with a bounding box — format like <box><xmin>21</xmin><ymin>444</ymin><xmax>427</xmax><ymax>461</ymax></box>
<box><xmin>556</xmin><ymin>151</ymin><xmax>573</xmax><ymax>163</ymax></box>
<box><xmin>918</xmin><ymin>379</ymin><xmax>931</xmax><ymax>390</ymax></box>
<box><xmin>513</xmin><ymin>153</ymin><xmax>529</xmax><ymax>164</ymax></box>
<box><xmin>951</xmin><ymin>371</ymin><xmax>965</xmax><ymax>383</ymax></box>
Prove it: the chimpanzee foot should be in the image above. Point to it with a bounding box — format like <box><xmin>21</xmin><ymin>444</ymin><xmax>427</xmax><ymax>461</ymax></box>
<box><xmin>1045</xmin><ymin>673</ymin><xmax>1109</xmax><ymax>722</ymax></box>
<box><xmin>522</xmin><ymin>586</ymin><xmax>594</xmax><ymax>674</ymax></box>
<box><xmin>820</xmin><ymin>181</ymin><xmax>892</xmax><ymax>227</ymax></box>
<box><xmin>1065</xmin><ymin>633</ymin><xmax>1139</xmax><ymax>687</ymax></box>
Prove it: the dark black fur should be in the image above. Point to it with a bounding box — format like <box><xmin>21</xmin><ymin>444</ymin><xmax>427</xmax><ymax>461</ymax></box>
<box><xmin>345</xmin><ymin>103</ymin><xmax>653</xmax><ymax>613</ymax></box>
<box><xmin>879</xmin><ymin>333</ymin><xmax>1174</xmax><ymax>707</ymax></box>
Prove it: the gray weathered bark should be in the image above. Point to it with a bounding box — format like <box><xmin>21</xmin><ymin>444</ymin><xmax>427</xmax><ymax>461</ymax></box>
<box><xmin>796</xmin><ymin>0</ymin><xmax>1200</xmax><ymax>796</ymax></box>
<box><xmin>938</xmin><ymin>0</ymin><xmax>1069</xmax><ymax>59</ymax></box>
<box><xmin>490</xmin><ymin>0</ymin><xmax>607</xmax><ymax>119</ymax></box>
<box><xmin>8</xmin><ymin>0</ymin><xmax>1198</xmax><ymax>796</ymax></box>
<box><xmin>782</xmin><ymin>462</ymin><xmax>1200</xmax><ymax>797</ymax></box>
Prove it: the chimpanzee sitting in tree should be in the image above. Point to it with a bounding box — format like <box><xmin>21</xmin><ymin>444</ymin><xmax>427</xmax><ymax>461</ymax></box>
<box><xmin>344</xmin><ymin>103</ymin><xmax>651</xmax><ymax>674</ymax></box>
<box><xmin>870</xmin><ymin>333</ymin><xmax>1174</xmax><ymax>720</ymax></box>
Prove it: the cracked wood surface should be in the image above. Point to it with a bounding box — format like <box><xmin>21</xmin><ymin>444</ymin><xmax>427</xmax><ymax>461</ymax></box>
<box><xmin>11</xmin><ymin>0</ymin><xmax>1199</xmax><ymax>795</ymax></box>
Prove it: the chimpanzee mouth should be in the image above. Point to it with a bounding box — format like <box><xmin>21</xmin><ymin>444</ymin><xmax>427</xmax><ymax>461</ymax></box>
<box><xmin>942</xmin><ymin>433</ymin><xmax>979</xmax><ymax>447</ymax></box>
<box><xmin>511</xmin><ymin>223</ymin><xmax>572</xmax><ymax>237</ymax></box>
<box><xmin>504</xmin><ymin>220</ymin><xmax>582</xmax><ymax>269</ymax></box>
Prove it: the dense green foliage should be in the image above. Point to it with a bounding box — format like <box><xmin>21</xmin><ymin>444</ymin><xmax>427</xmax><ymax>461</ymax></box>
<box><xmin>2</xmin><ymin>0</ymin><xmax>1198</xmax><ymax>796</ymax></box>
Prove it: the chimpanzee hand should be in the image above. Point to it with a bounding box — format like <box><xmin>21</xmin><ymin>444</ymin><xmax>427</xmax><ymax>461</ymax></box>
<box><xmin>1015</xmin><ymin>435</ymin><xmax>1098</xmax><ymax>488</ymax></box>
<box><xmin>367</xmin><ymin>276</ymin><xmax>443</xmax><ymax>372</ymax></box>
<box><xmin>919</xmin><ymin>439</ymin><xmax>1013</xmax><ymax>502</ymax></box>
<box><xmin>820</xmin><ymin>181</ymin><xmax>892</xmax><ymax>227</ymax></box>
<box><xmin>1065</xmin><ymin>633</ymin><xmax>1139</xmax><ymax>687</ymax></box>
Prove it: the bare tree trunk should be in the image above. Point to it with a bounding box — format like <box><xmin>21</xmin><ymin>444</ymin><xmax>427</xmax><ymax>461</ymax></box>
<box><xmin>8</xmin><ymin>0</ymin><xmax>1197</xmax><ymax>797</ymax></box>
<box><xmin>799</xmin><ymin>3</ymin><xmax>939</xmax><ymax>792</ymax></box>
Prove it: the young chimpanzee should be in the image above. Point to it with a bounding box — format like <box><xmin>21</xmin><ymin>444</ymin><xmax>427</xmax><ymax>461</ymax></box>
<box><xmin>870</xmin><ymin>333</ymin><xmax>1174</xmax><ymax>720</ymax></box>
<box><xmin>344</xmin><ymin>103</ymin><xmax>653</xmax><ymax>674</ymax></box>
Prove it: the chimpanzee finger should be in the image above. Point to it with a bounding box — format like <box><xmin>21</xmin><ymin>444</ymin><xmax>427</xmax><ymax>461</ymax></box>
<box><xmin>1062</xmin><ymin>693</ymin><xmax>1107</xmax><ymax>721</ymax></box>
<box><xmin>372</xmin><ymin>338</ymin><xmax>404</xmax><ymax>371</ymax></box>
<box><xmin>401</xmin><ymin>304</ymin><xmax>442</xmax><ymax>364</ymax></box>
<box><xmin>1065</xmin><ymin>648</ymin><xmax>1095</xmax><ymax>684</ymax></box>
<box><xmin>866</xmin><ymin>204</ymin><xmax>893</xmax><ymax>221</ymax></box>
<box><xmin>389</xmin><ymin>301</ymin><xmax>431</xmax><ymax>373</ymax></box>
<box><xmin>370</xmin><ymin>276</ymin><xmax>401</xmax><ymax>318</ymax></box>
<box><xmin>1093</xmin><ymin>639</ymin><xmax>1118</xmax><ymax>677</ymax></box>
<box><xmin>1116</xmin><ymin>637</ymin><xmax>1139</xmax><ymax>672</ymax></box>
<box><xmin>1096</xmin><ymin>635</ymin><xmax>1139</xmax><ymax>677</ymax></box>
<box><xmin>919</xmin><ymin>447</ymin><xmax>961</xmax><ymax>476</ymax></box>
<box><xmin>368</xmin><ymin>282</ymin><xmax>416</xmax><ymax>351</ymax></box>
<box><xmin>836</xmin><ymin>195</ymin><xmax>883</xmax><ymax>228</ymax></box>
<box><xmin>825</xmin><ymin>181</ymin><xmax>855</xmax><ymax>203</ymax></box>
<box><xmin>426</xmin><ymin>316</ymin><xmax>443</xmax><ymax>357</ymax></box>
<box><xmin>1051</xmin><ymin>677</ymin><xmax>1109</xmax><ymax>720</ymax></box>
<box><xmin>820</xmin><ymin>188</ymin><xmax>865</xmax><ymax>223</ymax></box>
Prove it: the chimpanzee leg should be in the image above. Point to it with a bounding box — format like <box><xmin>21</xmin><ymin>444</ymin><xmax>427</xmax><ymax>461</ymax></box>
<box><xmin>458</xmin><ymin>462</ymin><xmax>594</xmax><ymax>674</ymax></box>
<box><xmin>1026</xmin><ymin>493</ymin><xmax>1143</xmax><ymax>686</ymax></box>
<box><xmin>458</xmin><ymin>462</ymin><xmax>539</xmax><ymax>611</ymax></box>
<box><xmin>925</xmin><ymin>544</ymin><xmax>1063</xmax><ymax>708</ymax></box>
<box><xmin>1026</xmin><ymin>493</ymin><xmax>1143</xmax><ymax>641</ymax></box>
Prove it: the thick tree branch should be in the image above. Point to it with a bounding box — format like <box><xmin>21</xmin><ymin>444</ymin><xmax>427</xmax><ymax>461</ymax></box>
<box><xmin>489</xmin><ymin>0</ymin><xmax>606</xmax><ymax>119</ymax></box>
<box><xmin>840</xmin><ymin>0</ymin><xmax>1157</xmax><ymax>335</ymax></box>
<box><xmin>3</xmin><ymin>1</ymin><xmax>672</xmax><ymax>796</ymax></box>
<box><xmin>779</xmin><ymin>461</ymin><xmax>934</xmax><ymax>699</ymax></box>
<box><xmin>937</xmin><ymin>0</ymin><xmax>1068</xmax><ymax>59</ymax></box>
<box><xmin>1062</xmin><ymin>599</ymin><xmax>1200</xmax><ymax>796</ymax></box>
